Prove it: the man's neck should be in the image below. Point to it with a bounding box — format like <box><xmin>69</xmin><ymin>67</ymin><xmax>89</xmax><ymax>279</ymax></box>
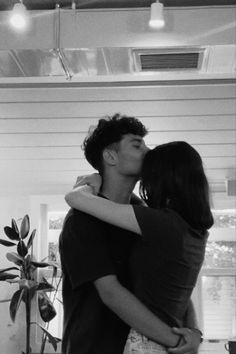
<box><xmin>100</xmin><ymin>174</ymin><xmax>137</xmax><ymax>204</ymax></box>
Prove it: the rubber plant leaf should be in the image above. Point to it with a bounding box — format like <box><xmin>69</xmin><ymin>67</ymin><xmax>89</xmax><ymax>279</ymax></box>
<box><xmin>10</xmin><ymin>288</ymin><xmax>24</xmax><ymax>322</ymax></box>
<box><xmin>0</xmin><ymin>272</ymin><xmax>19</xmax><ymax>281</ymax></box>
<box><xmin>6</xmin><ymin>252</ymin><xmax>23</xmax><ymax>266</ymax></box>
<box><xmin>31</xmin><ymin>322</ymin><xmax>60</xmax><ymax>351</ymax></box>
<box><xmin>17</xmin><ymin>240</ymin><xmax>28</xmax><ymax>257</ymax></box>
<box><xmin>38</xmin><ymin>293</ymin><xmax>57</xmax><ymax>322</ymax></box>
<box><xmin>4</xmin><ymin>226</ymin><xmax>20</xmax><ymax>241</ymax></box>
<box><xmin>37</xmin><ymin>280</ymin><xmax>55</xmax><ymax>292</ymax></box>
<box><xmin>0</xmin><ymin>239</ymin><xmax>16</xmax><ymax>247</ymax></box>
<box><xmin>31</xmin><ymin>261</ymin><xmax>50</xmax><ymax>268</ymax></box>
<box><xmin>27</xmin><ymin>229</ymin><xmax>36</xmax><ymax>250</ymax></box>
<box><xmin>20</xmin><ymin>215</ymin><xmax>30</xmax><ymax>239</ymax></box>
<box><xmin>6</xmin><ymin>279</ymin><xmax>22</xmax><ymax>284</ymax></box>
<box><xmin>47</xmin><ymin>261</ymin><xmax>60</xmax><ymax>268</ymax></box>
<box><xmin>11</xmin><ymin>219</ymin><xmax>19</xmax><ymax>235</ymax></box>
<box><xmin>0</xmin><ymin>267</ymin><xmax>19</xmax><ymax>274</ymax></box>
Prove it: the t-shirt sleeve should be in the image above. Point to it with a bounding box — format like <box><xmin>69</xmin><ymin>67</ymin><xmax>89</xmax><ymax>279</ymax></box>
<box><xmin>60</xmin><ymin>211</ymin><xmax>116</xmax><ymax>290</ymax></box>
<box><xmin>132</xmin><ymin>205</ymin><xmax>172</xmax><ymax>244</ymax></box>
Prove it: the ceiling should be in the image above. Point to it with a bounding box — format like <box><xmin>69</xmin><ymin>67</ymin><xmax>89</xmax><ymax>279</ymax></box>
<box><xmin>1</xmin><ymin>4</ymin><xmax>236</xmax><ymax>80</ymax></box>
<box><xmin>0</xmin><ymin>3</ymin><xmax>235</xmax><ymax>201</ymax></box>
<box><xmin>0</xmin><ymin>0</ymin><xmax>235</xmax><ymax>11</ymax></box>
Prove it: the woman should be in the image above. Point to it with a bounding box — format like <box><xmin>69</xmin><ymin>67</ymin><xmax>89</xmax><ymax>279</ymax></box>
<box><xmin>65</xmin><ymin>141</ymin><xmax>214</xmax><ymax>354</ymax></box>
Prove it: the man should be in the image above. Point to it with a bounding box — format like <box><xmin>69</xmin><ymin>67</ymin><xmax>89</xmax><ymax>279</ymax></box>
<box><xmin>59</xmin><ymin>114</ymin><xmax>202</xmax><ymax>354</ymax></box>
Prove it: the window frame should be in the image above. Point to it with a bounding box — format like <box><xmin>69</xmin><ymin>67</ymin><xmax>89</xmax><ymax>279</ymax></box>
<box><xmin>29</xmin><ymin>195</ymin><xmax>68</xmax><ymax>353</ymax></box>
<box><xmin>192</xmin><ymin>194</ymin><xmax>236</xmax><ymax>352</ymax></box>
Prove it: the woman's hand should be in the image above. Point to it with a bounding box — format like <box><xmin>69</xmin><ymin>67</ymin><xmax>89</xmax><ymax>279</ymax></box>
<box><xmin>73</xmin><ymin>173</ymin><xmax>102</xmax><ymax>195</ymax></box>
<box><xmin>65</xmin><ymin>174</ymin><xmax>140</xmax><ymax>234</ymax></box>
<box><xmin>168</xmin><ymin>327</ymin><xmax>201</xmax><ymax>353</ymax></box>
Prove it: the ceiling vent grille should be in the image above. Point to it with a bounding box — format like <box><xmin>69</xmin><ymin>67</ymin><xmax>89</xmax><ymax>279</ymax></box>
<box><xmin>133</xmin><ymin>48</ymin><xmax>205</xmax><ymax>71</ymax></box>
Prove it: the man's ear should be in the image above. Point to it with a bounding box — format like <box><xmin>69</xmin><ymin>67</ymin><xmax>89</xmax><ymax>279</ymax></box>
<box><xmin>103</xmin><ymin>148</ymin><xmax>117</xmax><ymax>166</ymax></box>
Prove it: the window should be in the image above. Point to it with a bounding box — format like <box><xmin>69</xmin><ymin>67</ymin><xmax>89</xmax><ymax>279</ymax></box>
<box><xmin>46</xmin><ymin>211</ymin><xmax>67</xmax><ymax>340</ymax></box>
<box><xmin>199</xmin><ymin>209</ymin><xmax>236</xmax><ymax>341</ymax></box>
<box><xmin>48</xmin><ymin>211</ymin><xmax>66</xmax><ymax>263</ymax></box>
<box><xmin>29</xmin><ymin>196</ymin><xmax>69</xmax><ymax>353</ymax></box>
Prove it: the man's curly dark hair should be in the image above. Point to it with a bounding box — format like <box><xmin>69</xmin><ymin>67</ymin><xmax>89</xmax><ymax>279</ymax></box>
<box><xmin>83</xmin><ymin>113</ymin><xmax>148</xmax><ymax>173</ymax></box>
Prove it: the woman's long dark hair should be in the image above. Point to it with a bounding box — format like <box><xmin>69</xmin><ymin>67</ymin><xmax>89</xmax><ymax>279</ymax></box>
<box><xmin>140</xmin><ymin>141</ymin><xmax>214</xmax><ymax>232</ymax></box>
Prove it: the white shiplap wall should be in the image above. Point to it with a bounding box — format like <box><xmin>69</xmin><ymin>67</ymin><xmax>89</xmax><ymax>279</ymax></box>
<box><xmin>0</xmin><ymin>81</ymin><xmax>235</xmax><ymax>196</ymax></box>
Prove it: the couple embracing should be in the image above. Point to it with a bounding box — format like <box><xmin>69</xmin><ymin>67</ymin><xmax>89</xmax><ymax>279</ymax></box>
<box><xmin>59</xmin><ymin>114</ymin><xmax>213</xmax><ymax>354</ymax></box>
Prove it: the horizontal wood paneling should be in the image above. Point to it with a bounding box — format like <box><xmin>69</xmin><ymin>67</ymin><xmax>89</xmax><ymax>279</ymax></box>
<box><xmin>0</xmin><ymin>84</ymin><xmax>235</xmax><ymax>102</ymax></box>
<box><xmin>0</xmin><ymin>157</ymin><xmax>235</xmax><ymax>171</ymax></box>
<box><xmin>0</xmin><ymin>99</ymin><xmax>235</xmax><ymax>118</ymax></box>
<box><xmin>0</xmin><ymin>184</ymin><xmax>71</xmax><ymax>196</ymax></box>
<box><xmin>0</xmin><ymin>168</ymin><xmax>234</xmax><ymax>184</ymax></box>
<box><xmin>0</xmin><ymin>144</ymin><xmax>235</xmax><ymax>160</ymax></box>
<box><xmin>0</xmin><ymin>184</ymin><xmax>226</xmax><ymax>197</ymax></box>
<box><xmin>0</xmin><ymin>82</ymin><xmax>235</xmax><ymax>195</ymax></box>
<box><xmin>0</xmin><ymin>115</ymin><xmax>235</xmax><ymax>133</ymax></box>
<box><xmin>0</xmin><ymin>130</ymin><xmax>235</xmax><ymax>147</ymax></box>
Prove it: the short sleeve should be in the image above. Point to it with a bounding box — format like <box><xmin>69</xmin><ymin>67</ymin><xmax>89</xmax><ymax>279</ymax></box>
<box><xmin>60</xmin><ymin>210</ymin><xmax>116</xmax><ymax>290</ymax></box>
<box><xmin>132</xmin><ymin>205</ymin><xmax>173</xmax><ymax>244</ymax></box>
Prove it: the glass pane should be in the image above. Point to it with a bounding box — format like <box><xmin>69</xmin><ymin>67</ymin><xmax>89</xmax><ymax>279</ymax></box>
<box><xmin>202</xmin><ymin>209</ymin><xmax>236</xmax><ymax>339</ymax></box>
<box><xmin>204</xmin><ymin>209</ymin><xmax>236</xmax><ymax>268</ymax></box>
<box><xmin>204</xmin><ymin>241</ymin><xmax>236</xmax><ymax>268</ymax></box>
<box><xmin>212</xmin><ymin>210</ymin><xmax>236</xmax><ymax>228</ymax></box>
<box><xmin>202</xmin><ymin>276</ymin><xmax>236</xmax><ymax>339</ymax></box>
<box><xmin>48</xmin><ymin>212</ymin><xmax>66</xmax><ymax>263</ymax></box>
<box><xmin>49</xmin><ymin>212</ymin><xmax>66</xmax><ymax>230</ymax></box>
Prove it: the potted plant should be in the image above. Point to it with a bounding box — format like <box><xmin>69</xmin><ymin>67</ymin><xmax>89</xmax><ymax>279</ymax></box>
<box><xmin>0</xmin><ymin>215</ymin><xmax>61</xmax><ymax>354</ymax></box>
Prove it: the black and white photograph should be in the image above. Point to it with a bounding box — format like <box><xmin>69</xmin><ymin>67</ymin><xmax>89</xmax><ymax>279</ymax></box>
<box><xmin>0</xmin><ymin>1</ymin><xmax>235</xmax><ymax>354</ymax></box>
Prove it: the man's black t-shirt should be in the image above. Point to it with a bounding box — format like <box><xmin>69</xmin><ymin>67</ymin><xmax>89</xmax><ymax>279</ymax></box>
<box><xmin>59</xmin><ymin>207</ymin><xmax>137</xmax><ymax>354</ymax></box>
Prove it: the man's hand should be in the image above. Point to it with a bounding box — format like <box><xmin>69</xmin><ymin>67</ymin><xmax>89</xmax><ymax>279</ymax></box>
<box><xmin>73</xmin><ymin>173</ymin><xmax>102</xmax><ymax>195</ymax></box>
<box><xmin>168</xmin><ymin>327</ymin><xmax>201</xmax><ymax>354</ymax></box>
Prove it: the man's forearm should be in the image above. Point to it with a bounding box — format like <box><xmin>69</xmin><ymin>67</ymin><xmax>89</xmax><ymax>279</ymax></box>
<box><xmin>95</xmin><ymin>275</ymin><xmax>179</xmax><ymax>348</ymax></box>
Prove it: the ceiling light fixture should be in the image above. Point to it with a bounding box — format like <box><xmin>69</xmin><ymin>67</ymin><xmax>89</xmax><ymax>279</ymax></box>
<box><xmin>149</xmin><ymin>0</ymin><xmax>165</xmax><ymax>29</ymax></box>
<box><xmin>9</xmin><ymin>1</ymin><xmax>30</xmax><ymax>31</ymax></box>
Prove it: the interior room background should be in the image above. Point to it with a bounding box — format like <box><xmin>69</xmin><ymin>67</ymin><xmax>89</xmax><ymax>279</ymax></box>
<box><xmin>0</xmin><ymin>1</ymin><xmax>235</xmax><ymax>353</ymax></box>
